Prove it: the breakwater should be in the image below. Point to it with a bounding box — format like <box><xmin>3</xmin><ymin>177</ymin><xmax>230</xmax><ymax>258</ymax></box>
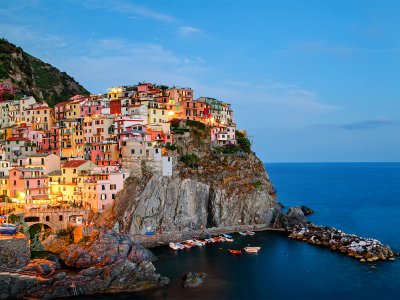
<box><xmin>289</xmin><ymin>223</ymin><xmax>397</xmax><ymax>262</ymax></box>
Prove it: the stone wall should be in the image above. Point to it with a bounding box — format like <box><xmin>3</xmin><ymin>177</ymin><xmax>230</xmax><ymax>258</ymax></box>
<box><xmin>0</xmin><ymin>236</ymin><xmax>30</xmax><ymax>269</ymax></box>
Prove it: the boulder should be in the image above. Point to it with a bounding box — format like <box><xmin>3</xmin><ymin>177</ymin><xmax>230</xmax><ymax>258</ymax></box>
<box><xmin>182</xmin><ymin>272</ymin><xmax>206</xmax><ymax>288</ymax></box>
<box><xmin>281</xmin><ymin>207</ymin><xmax>308</xmax><ymax>229</ymax></box>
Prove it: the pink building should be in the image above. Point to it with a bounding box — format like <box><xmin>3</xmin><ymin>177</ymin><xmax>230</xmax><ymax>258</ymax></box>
<box><xmin>80</xmin><ymin>100</ymin><xmax>103</xmax><ymax>117</ymax></box>
<box><xmin>210</xmin><ymin>125</ymin><xmax>236</xmax><ymax>146</ymax></box>
<box><xmin>9</xmin><ymin>167</ymin><xmax>49</xmax><ymax>204</ymax></box>
<box><xmin>81</xmin><ymin>167</ymin><xmax>128</xmax><ymax>212</ymax></box>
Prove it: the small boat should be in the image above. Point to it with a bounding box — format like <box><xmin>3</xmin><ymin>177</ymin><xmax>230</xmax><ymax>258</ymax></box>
<box><xmin>222</xmin><ymin>233</ymin><xmax>233</xmax><ymax>239</ymax></box>
<box><xmin>218</xmin><ymin>236</ymin><xmax>226</xmax><ymax>242</ymax></box>
<box><xmin>205</xmin><ymin>238</ymin><xmax>213</xmax><ymax>243</ymax></box>
<box><xmin>194</xmin><ymin>239</ymin><xmax>204</xmax><ymax>246</ymax></box>
<box><xmin>0</xmin><ymin>223</ymin><xmax>18</xmax><ymax>235</ymax></box>
<box><xmin>175</xmin><ymin>242</ymin><xmax>185</xmax><ymax>250</ymax></box>
<box><xmin>210</xmin><ymin>237</ymin><xmax>217</xmax><ymax>243</ymax></box>
<box><xmin>238</xmin><ymin>231</ymin><xmax>247</xmax><ymax>236</ymax></box>
<box><xmin>245</xmin><ymin>231</ymin><xmax>255</xmax><ymax>236</ymax></box>
<box><xmin>244</xmin><ymin>246</ymin><xmax>261</xmax><ymax>253</ymax></box>
<box><xmin>228</xmin><ymin>249</ymin><xmax>242</xmax><ymax>255</ymax></box>
<box><xmin>225</xmin><ymin>237</ymin><xmax>234</xmax><ymax>242</ymax></box>
<box><xmin>169</xmin><ymin>242</ymin><xmax>181</xmax><ymax>250</ymax></box>
<box><xmin>185</xmin><ymin>240</ymin><xmax>197</xmax><ymax>247</ymax></box>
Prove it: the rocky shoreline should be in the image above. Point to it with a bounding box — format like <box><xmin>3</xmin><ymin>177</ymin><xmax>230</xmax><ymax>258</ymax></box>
<box><xmin>0</xmin><ymin>229</ymin><xmax>168</xmax><ymax>299</ymax></box>
<box><xmin>289</xmin><ymin>223</ymin><xmax>397</xmax><ymax>262</ymax></box>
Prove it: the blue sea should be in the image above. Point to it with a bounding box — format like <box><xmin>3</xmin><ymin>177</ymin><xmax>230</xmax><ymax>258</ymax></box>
<box><xmin>114</xmin><ymin>163</ymin><xmax>400</xmax><ymax>299</ymax></box>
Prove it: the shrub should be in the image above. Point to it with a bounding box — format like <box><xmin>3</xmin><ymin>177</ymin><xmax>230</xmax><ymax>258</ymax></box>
<box><xmin>254</xmin><ymin>180</ymin><xmax>263</xmax><ymax>189</ymax></box>
<box><xmin>236</xmin><ymin>131</ymin><xmax>251</xmax><ymax>153</ymax></box>
<box><xmin>181</xmin><ymin>153</ymin><xmax>200</xmax><ymax>168</ymax></box>
<box><xmin>165</xmin><ymin>144</ymin><xmax>177</xmax><ymax>151</ymax></box>
<box><xmin>186</xmin><ymin>120</ymin><xmax>206</xmax><ymax>131</ymax></box>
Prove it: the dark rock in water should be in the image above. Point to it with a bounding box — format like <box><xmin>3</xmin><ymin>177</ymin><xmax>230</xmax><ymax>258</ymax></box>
<box><xmin>280</xmin><ymin>207</ymin><xmax>308</xmax><ymax>229</ymax></box>
<box><xmin>182</xmin><ymin>272</ymin><xmax>206</xmax><ymax>288</ymax></box>
<box><xmin>300</xmin><ymin>205</ymin><xmax>314</xmax><ymax>216</ymax></box>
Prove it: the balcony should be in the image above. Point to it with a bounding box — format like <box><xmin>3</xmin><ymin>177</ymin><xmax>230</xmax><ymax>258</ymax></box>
<box><xmin>20</xmin><ymin>175</ymin><xmax>48</xmax><ymax>179</ymax></box>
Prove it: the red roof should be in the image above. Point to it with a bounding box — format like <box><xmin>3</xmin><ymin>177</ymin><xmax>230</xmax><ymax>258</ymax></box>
<box><xmin>55</xmin><ymin>101</ymin><xmax>69</xmax><ymax>107</ymax></box>
<box><xmin>62</xmin><ymin>160</ymin><xmax>89</xmax><ymax>168</ymax></box>
<box><xmin>6</xmin><ymin>137</ymin><xmax>30</xmax><ymax>142</ymax></box>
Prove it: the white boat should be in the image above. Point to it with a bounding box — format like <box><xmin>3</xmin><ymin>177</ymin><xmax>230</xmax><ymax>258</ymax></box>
<box><xmin>225</xmin><ymin>238</ymin><xmax>234</xmax><ymax>242</ymax></box>
<box><xmin>175</xmin><ymin>242</ymin><xmax>185</xmax><ymax>249</ymax></box>
<box><xmin>169</xmin><ymin>242</ymin><xmax>180</xmax><ymax>250</ymax></box>
<box><xmin>223</xmin><ymin>233</ymin><xmax>233</xmax><ymax>238</ymax></box>
<box><xmin>246</xmin><ymin>231</ymin><xmax>256</xmax><ymax>236</ymax></box>
<box><xmin>194</xmin><ymin>239</ymin><xmax>204</xmax><ymax>246</ymax></box>
<box><xmin>238</xmin><ymin>231</ymin><xmax>247</xmax><ymax>236</ymax></box>
<box><xmin>244</xmin><ymin>246</ymin><xmax>261</xmax><ymax>253</ymax></box>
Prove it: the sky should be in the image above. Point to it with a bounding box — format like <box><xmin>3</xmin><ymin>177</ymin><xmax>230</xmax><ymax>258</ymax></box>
<box><xmin>0</xmin><ymin>0</ymin><xmax>399</xmax><ymax>162</ymax></box>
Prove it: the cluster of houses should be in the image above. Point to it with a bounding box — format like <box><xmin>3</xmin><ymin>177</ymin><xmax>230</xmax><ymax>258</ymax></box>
<box><xmin>0</xmin><ymin>83</ymin><xmax>236</xmax><ymax>213</ymax></box>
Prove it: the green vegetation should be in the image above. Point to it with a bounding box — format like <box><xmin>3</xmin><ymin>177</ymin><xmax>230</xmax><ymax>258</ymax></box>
<box><xmin>254</xmin><ymin>180</ymin><xmax>263</xmax><ymax>189</ymax></box>
<box><xmin>181</xmin><ymin>153</ymin><xmax>200</xmax><ymax>168</ymax></box>
<box><xmin>165</xmin><ymin>144</ymin><xmax>177</xmax><ymax>151</ymax></box>
<box><xmin>56</xmin><ymin>226</ymin><xmax>74</xmax><ymax>236</ymax></box>
<box><xmin>186</xmin><ymin>120</ymin><xmax>206</xmax><ymax>131</ymax></box>
<box><xmin>0</xmin><ymin>38</ymin><xmax>89</xmax><ymax>105</ymax></box>
<box><xmin>215</xmin><ymin>144</ymin><xmax>242</xmax><ymax>154</ymax></box>
<box><xmin>79</xmin><ymin>236</ymin><xmax>90</xmax><ymax>243</ymax></box>
<box><xmin>236</xmin><ymin>131</ymin><xmax>252</xmax><ymax>153</ymax></box>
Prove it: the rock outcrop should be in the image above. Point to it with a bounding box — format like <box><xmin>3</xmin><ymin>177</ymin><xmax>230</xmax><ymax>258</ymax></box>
<box><xmin>108</xmin><ymin>153</ymin><xmax>280</xmax><ymax>235</ymax></box>
<box><xmin>0</xmin><ymin>230</ymin><xmax>167</xmax><ymax>299</ymax></box>
<box><xmin>98</xmin><ymin>121</ymin><xmax>281</xmax><ymax>234</ymax></box>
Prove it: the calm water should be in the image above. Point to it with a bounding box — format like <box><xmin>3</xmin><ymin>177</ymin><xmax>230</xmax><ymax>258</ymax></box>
<box><xmin>106</xmin><ymin>163</ymin><xmax>400</xmax><ymax>299</ymax></box>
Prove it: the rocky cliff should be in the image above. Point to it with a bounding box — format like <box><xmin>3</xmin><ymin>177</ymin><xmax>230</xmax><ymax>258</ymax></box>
<box><xmin>98</xmin><ymin>120</ymin><xmax>281</xmax><ymax>234</ymax></box>
<box><xmin>0</xmin><ymin>38</ymin><xmax>89</xmax><ymax>106</ymax></box>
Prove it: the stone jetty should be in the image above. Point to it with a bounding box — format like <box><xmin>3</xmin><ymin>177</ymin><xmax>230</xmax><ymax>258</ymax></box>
<box><xmin>289</xmin><ymin>223</ymin><xmax>396</xmax><ymax>262</ymax></box>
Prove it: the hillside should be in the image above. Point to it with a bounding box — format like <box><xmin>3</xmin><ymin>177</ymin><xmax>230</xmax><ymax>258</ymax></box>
<box><xmin>0</xmin><ymin>38</ymin><xmax>89</xmax><ymax>106</ymax></box>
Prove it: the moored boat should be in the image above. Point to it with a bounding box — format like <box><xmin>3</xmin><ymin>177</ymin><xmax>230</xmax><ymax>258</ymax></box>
<box><xmin>245</xmin><ymin>231</ymin><xmax>255</xmax><ymax>236</ymax></box>
<box><xmin>175</xmin><ymin>242</ymin><xmax>185</xmax><ymax>250</ymax></box>
<box><xmin>244</xmin><ymin>246</ymin><xmax>261</xmax><ymax>253</ymax></box>
<box><xmin>169</xmin><ymin>242</ymin><xmax>180</xmax><ymax>250</ymax></box>
<box><xmin>238</xmin><ymin>231</ymin><xmax>247</xmax><ymax>236</ymax></box>
<box><xmin>228</xmin><ymin>249</ymin><xmax>242</xmax><ymax>255</ymax></box>
<box><xmin>223</xmin><ymin>233</ymin><xmax>233</xmax><ymax>239</ymax></box>
<box><xmin>194</xmin><ymin>239</ymin><xmax>204</xmax><ymax>246</ymax></box>
<box><xmin>225</xmin><ymin>237</ymin><xmax>234</xmax><ymax>242</ymax></box>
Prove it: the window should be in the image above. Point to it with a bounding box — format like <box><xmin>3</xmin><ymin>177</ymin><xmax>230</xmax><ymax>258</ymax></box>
<box><xmin>73</xmin><ymin>169</ymin><xmax>76</xmax><ymax>174</ymax></box>
<box><xmin>131</xmin><ymin>149</ymin><xmax>135</xmax><ymax>155</ymax></box>
<box><xmin>59</xmin><ymin>215</ymin><xmax>63</xmax><ymax>221</ymax></box>
<box><xmin>101</xmin><ymin>194</ymin><xmax>106</xmax><ymax>200</ymax></box>
<box><xmin>41</xmin><ymin>158</ymin><xmax>44</xmax><ymax>164</ymax></box>
<box><xmin>46</xmin><ymin>216</ymin><xmax>50</xmax><ymax>222</ymax></box>
<box><xmin>112</xmin><ymin>194</ymin><xmax>115</xmax><ymax>200</ymax></box>
<box><xmin>102</xmin><ymin>185</ymin><xmax>105</xmax><ymax>190</ymax></box>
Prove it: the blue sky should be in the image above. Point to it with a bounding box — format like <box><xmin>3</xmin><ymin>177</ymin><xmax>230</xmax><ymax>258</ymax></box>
<box><xmin>1</xmin><ymin>0</ymin><xmax>399</xmax><ymax>162</ymax></box>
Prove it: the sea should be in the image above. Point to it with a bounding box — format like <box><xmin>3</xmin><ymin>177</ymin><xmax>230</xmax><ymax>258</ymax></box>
<box><xmin>101</xmin><ymin>163</ymin><xmax>400</xmax><ymax>300</ymax></box>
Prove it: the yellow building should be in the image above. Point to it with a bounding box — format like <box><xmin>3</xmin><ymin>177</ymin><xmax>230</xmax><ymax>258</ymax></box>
<box><xmin>107</xmin><ymin>87</ymin><xmax>125</xmax><ymax>100</ymax></box>
<box><xmin>54</xmin><ymin>160</ymin><xmax>95</xmax><ymax>203</ymax></box>
<box><xmin>30</xmin><ymin>106</ymin><xmax>55</xmax><ymax>130</ymax></box>
<box><xmin>66</xmin><ymin>99</ymin><xmax>84</xmax><ymax>119</ymax></box>
<box><xmin>146</xmin><ymin>101</ymin><xmax>169</xmax><ymax>125</ymax></box>
<box><xmin>59</xmin><ymin>119</ymin><xmax>85</xmax><ymax>158</ymax></box>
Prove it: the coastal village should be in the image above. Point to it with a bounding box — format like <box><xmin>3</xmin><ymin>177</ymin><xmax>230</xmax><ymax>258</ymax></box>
<box><xmin>0</xmin><ymin>83</ymin><xmax>237</xmax><ymax>216</ymax></box>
